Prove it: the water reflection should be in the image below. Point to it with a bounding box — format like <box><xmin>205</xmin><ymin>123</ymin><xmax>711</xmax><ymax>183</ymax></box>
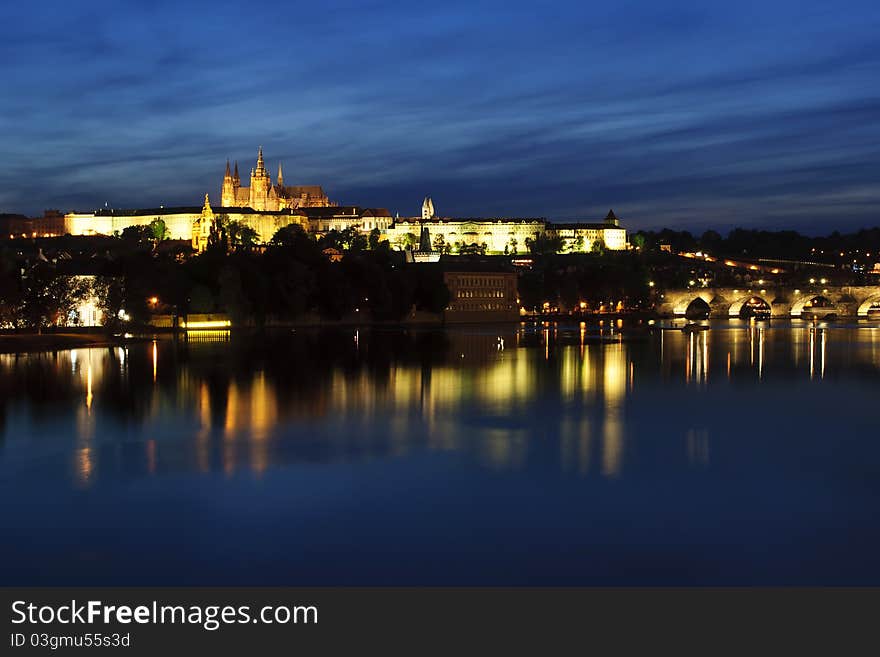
<box><xmin>2</xmin><ymin>321</ymin><xmax>880</xmax><ymax>488</ymax></box>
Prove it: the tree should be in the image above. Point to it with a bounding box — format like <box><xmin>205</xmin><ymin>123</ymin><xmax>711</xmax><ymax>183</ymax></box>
<box><xmin>699</xmin><ymin>230</ymin><xmax>722</xmax><ymax>252</ymax></box>
<box><xmin>218</xmin><ymin>264</ymin><xmax>249</xmax><ymax>324</ymax></box>
<box><xmin>149</xmin><ymin>218</ymin><xmax>168</xmax><ymax>242</ymax></box>
<box><xmin>368</xmin><ymin>228</ymin><xmax>381</xmax><ymax>250</ymax></box>
<box><xmin>92</xmin><ymin>276</ymin><xmax>125</xmax><ymax>332</ymax></box>
<box><xmin>120</xmin><ymin>224</ymin><xmax>153</xmax><ymax>246</ymax></box>
<box><xmin>207</xmin><ymin>215</ymin><xmax>230</xmax><ymax>254</ymax></box>
<box><xmin>271</xmin><ymin>223</ymin><xmax>307</xmax><ymax>247</ymax></box>
<box><xmin>525</xmin><ymin>232</ymin><xmax>563</xmax><ymax>255</ymax></box>
<box><xmin>319</xmin><ymin>227</ymin><xmax>367</xmax><ymax>252</ymax></box>
<box><xmin>591</xmin><ymin>238</ymin><xmax>606</xmax><ymax>255</ymax></box>
<box><xmin>0</xmin><ymin>247</ymin><xmax>21</xmax><ymax>327</ymax></box>
<box><xmin>395</xmin><ymin>232</ymin><xmax>419</xmax><ymax>251</ymax></box>
<box><xmin>630</xmin><ymin>233</ymin><xmax>646</xmax><ymax>250</ymax></box>
<box><xmin>19</xmin><ymin>265</ymin><xmax>89</xmax><ymax>332</ymax></box>
<box><xmin>459</xmin><ymin>242</ymin><xmax>486</xmax><ymax>256</ymax></box>
<box><xmin>227</xmin><ymin>220</ymin><xmax>259</xmax><ymax>251</ymax></box>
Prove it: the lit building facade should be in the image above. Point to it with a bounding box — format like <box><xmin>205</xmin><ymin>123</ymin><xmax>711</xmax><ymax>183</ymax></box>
<box><xmin>444</xmin><ymin>271</ymin><xmax>519</xmax><ymax>322</ymax></box>
<box><xmin>388</xmin><ymin>217</ymin><xmax>546</xmax><ymax>254</ymax></box>
<box><xmin>387</xmin><ymin>202</ymin><xmax>627</xmax><ymax>255</ymax></box>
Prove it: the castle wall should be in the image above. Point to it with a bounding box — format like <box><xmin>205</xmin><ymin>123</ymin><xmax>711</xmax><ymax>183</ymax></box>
<box><xmin>64</xmin><ymin>211</ymin><xmax>198</xmax><ymax>240</ymax></box>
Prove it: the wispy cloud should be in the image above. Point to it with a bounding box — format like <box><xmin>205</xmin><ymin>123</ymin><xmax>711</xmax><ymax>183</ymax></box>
<box><xmin>2</xmin><ymin>0</ymin><xmax>879</xmax><ymax>233</ymax></box>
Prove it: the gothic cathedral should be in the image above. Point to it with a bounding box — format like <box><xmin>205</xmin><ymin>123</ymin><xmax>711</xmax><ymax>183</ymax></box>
<box><xmin>221</xmin><ymin>147</ymin><xmax>333</xmax><ymax>211</ymax></box>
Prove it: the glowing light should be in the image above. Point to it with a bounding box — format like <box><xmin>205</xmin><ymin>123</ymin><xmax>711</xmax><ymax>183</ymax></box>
<box><xmin>180</xmin><ymin>320</ymin><xmax>231</xmax><ymax>329</ymax></box>
<box><xmin>86</xmin><ymin>362</ymin><xmax>93</xmax><ymax>412</ymax></box>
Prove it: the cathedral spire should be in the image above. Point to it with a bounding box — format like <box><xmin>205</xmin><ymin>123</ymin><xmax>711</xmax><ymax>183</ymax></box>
<box><xmin>225</xmin><ymin>159</ymin><xmax>231</xmax><ymax>178</ymax></box>
<box><xmin>277</xmin><ymin>162</ymin><xmax>284</xmax><ymax>187</ymax></box>
<box><xmin>233</xmin><ymin>161</ymin><xmax>239</xmax><ymax>182</ymax></box>
<box><xmin>257</xmin><ymin>146</ymin><xmax>264</xmax><ymax>172</ymax></box>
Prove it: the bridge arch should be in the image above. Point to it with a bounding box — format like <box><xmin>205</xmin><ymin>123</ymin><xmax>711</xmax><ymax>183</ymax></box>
<box><xmin>857</xmin><ymin>293</ymin><xmax>880</xmax><ymax>317</ymax></box>
<box><xmin>728</xmin><ymin>295</ymin><xmax>771</xmax><ymax>317</ymax></box>
<box><xmin>672</xmin><ymin>292</ymin><xmax>714</xmax><ymax>316</ymax></box>
<box><xmin>790</xmin><ymin>294</ymin><xmax>835</xmax><ymax>317</ymax></box>
<box><xmin>684</xmin><ymin>297</ymin><xmax>711</xmax><ymax>319</ymax></box>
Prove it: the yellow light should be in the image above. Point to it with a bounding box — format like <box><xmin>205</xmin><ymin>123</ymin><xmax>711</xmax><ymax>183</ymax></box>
<box><xmin>181</xmin><ymin>320</ymin><xmax>231</xmax><ymax>329</ymax></box>
<box><xmin>820</xmin><ymin>278</ymin><xmax>827</xmax><ymax>285</ymax></box>
<box><xmin>809</xmin><ymin>278</ymin><xmax>816</xmax><ymax>284</ymax></box>
<box><xmin>648</xmin><ymin>281</ymin><xmax>655</xmax><ymax>287</ymax></box>
<box><xmin>148</xmin><ymin>296</ymin><xmax>158</xmax><ymax>305</ymax></box>
<box><xmin>758</xmin><ymin>279</ymin><xmax>764</xmax><ymax>285</ymax></box>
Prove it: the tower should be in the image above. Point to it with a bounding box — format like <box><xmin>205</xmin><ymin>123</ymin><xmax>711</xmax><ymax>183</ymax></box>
<box><xmin>248</xmin><ymin>146</ymin><xmax>273</xmax><ymax>210</ymax></box>
<box><xmin>422</xmin><ymin>196</ymin><xmax>435</xmax><ymax>220</ymax></box>
<box><xmin>221</xmin><ymin>160</ymin><xmax>234</xmax><ymax>206</ymax></box>
<box><xmin>277</xmin><ymin>162</ymin><xmax>284</xmax><ymax>187</ymax></box>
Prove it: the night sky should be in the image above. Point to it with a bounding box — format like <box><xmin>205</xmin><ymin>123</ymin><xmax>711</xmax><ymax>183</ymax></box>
<box><xmin>2</xmin><ymin>0</ymin><xmax>879</xmax><ymax>233</ymax></box>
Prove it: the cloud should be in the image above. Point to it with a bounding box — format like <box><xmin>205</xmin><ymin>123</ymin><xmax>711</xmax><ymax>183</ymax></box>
<box><xmin>2</xmin><ymin>0</ymin><xmax>880</xmax><ymax>234</ymax></box>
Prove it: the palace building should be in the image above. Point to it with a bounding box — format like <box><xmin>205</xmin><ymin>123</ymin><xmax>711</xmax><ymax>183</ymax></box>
<box><xmin>386</xmin><ymin>198</ymin><xmax>627</xmax><ymax>255</ymax></box>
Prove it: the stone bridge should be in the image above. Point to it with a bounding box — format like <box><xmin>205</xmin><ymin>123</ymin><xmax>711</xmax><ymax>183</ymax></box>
<box><xmin>657</xmin><ymin>285</ymin><xmax>880</xmax><ymax>318</ymax></box>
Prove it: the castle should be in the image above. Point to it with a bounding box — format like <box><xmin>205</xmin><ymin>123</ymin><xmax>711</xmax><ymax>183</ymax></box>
<box><xmin>221</xmin><ymin>147</ymin><xmax>332</xmax><ymax>211</ymax></box>
<box><xmin>48</xmin><ymin>145</ymin><xmax>628</xmax><ymax>255</ymax></box>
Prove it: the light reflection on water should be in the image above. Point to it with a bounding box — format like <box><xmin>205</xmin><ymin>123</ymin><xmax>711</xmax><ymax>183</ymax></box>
<box><xmin>2</xmin><ymin>319</ymin><xmax>880</xmax><ymax>585</ymax></box>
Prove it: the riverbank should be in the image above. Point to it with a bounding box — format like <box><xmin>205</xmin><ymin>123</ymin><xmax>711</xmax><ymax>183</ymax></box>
<box><xmin>0</xmin><ymin>332</ymin><xmax>147</xmax><ymax>354</ymax></box>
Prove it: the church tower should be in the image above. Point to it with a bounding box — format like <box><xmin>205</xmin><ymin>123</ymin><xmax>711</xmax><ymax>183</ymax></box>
<box><xmin>422</xmin><ymin>196</ymin><xmax>435</xmax><ymax>220</ymax></box>
<box><xmin>277</xmin><ymin>162</ymin><xmax>284</xmax><ymax>187</ymax></box>
<box><xmin>221</xmin><ymin>160</ymin><xmax>234</xmax><ymax>206</ymax></box>
<box><xmin>248</xmin><ymin>146</ymin><xmax>274</xmax><ymax>210</ymax></box>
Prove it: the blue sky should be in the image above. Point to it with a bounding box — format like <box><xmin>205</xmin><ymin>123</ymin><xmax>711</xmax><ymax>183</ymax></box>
<box><xmin>1</xmin><ymin>0</ymin><xmax>879</xmax><ymax>232</ymax></box>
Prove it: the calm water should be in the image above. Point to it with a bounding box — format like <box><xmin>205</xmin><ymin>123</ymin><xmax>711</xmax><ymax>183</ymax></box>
<box><xmin>2</xmin><ymin>320</ymin><xmax>880</xmax><ymax>585</ymax></box>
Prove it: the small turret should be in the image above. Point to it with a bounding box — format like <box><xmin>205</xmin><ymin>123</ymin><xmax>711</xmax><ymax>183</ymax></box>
<box><xmin>604</xmin><ymin>209</ymin><xmax>619</xmax><ymax>226</ymax></box>
<box><xmin>278</xmin><ymin>162</ymin><xmax>284</xmax><ymax>187</ymax></box>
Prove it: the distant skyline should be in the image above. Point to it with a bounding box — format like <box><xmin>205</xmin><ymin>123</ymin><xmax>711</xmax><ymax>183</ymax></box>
<box><xmin>2</xmin><ymin>0</ymin><xmax>879</xmax><ymax>234</ymax></box>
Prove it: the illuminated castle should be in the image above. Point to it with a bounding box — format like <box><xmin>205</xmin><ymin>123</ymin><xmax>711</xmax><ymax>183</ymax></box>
<box><xmin>221</xmin><ymin>147</ymin><xmax>333</xmax><ymax>211</ymax></box>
